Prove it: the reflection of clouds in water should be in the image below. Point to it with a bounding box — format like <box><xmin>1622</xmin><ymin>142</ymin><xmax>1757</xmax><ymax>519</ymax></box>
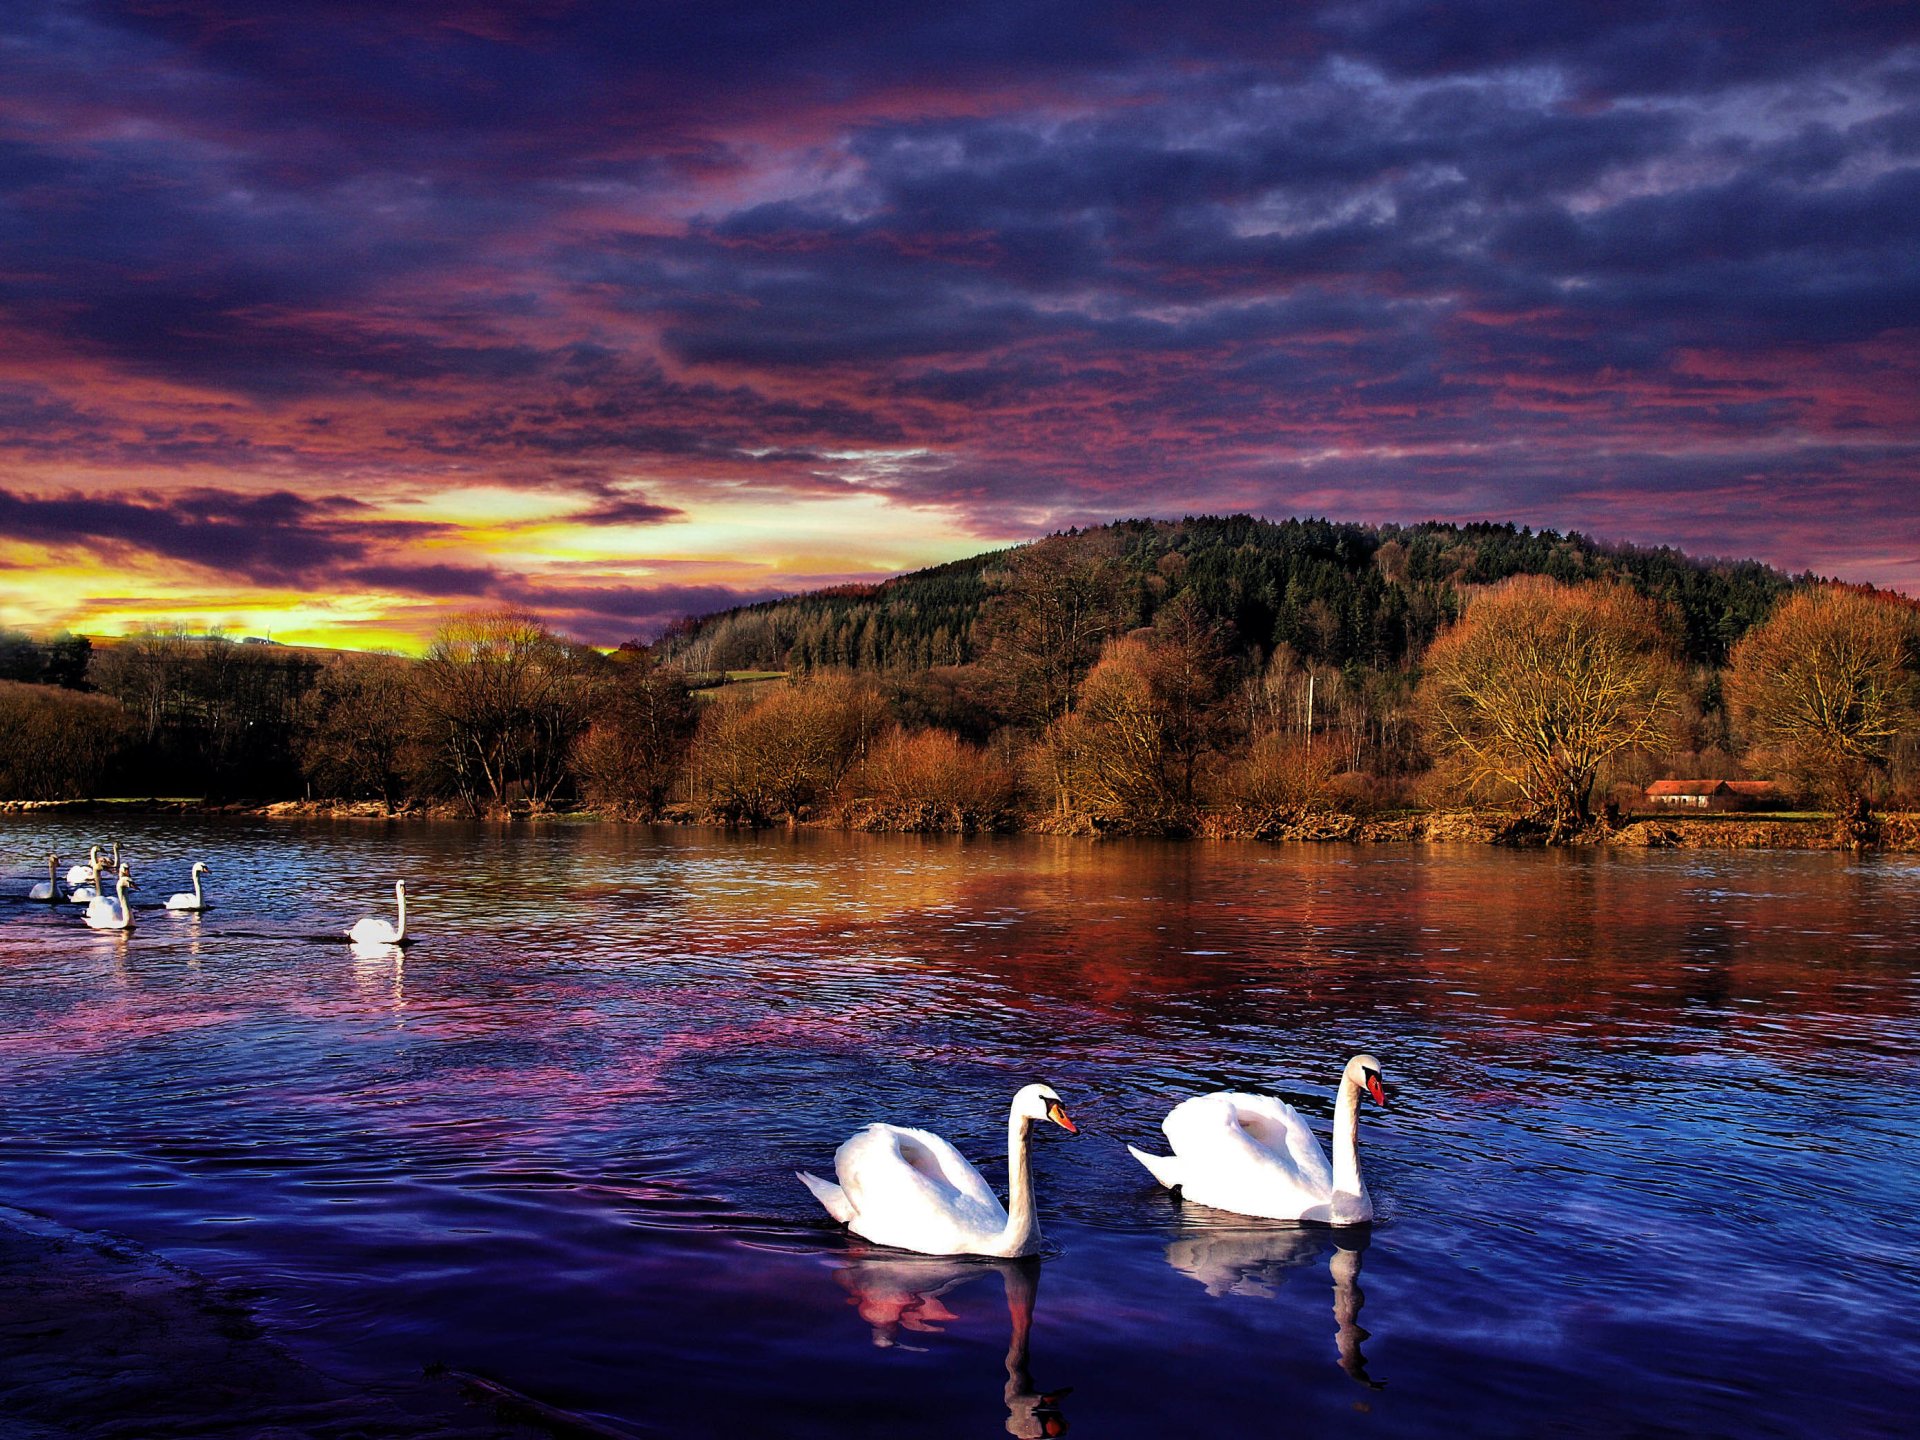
<box><xmin>832</xmin><ymin>1253</ymin><xmax>1070</xmax><ymax>1438</ymax></box>
<box><xmin>1164</xmin><ymin>1218</ymin><xmax>1381</xmax><ymax>1388</ymax></box>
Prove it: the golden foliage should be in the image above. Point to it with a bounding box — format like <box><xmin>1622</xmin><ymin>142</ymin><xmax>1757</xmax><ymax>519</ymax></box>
<box><xmin>1724</xmin><ymin>586</ymin><xmax>1920</xmax><ymax>811</ymax></box>
<box><xmin>844</xmin><ymin>727</ymin><xmax>1017</xmax><ymax>832</ymax></box>
<box><xmin>696</xmin><ymin>671</ymin><xmax>887</xmax><ymax>824</ymax></box>
<box><xmin>1417</xmin><ymin>576</ymin><xmax>1682</xmax><ymax>839</ymax></box>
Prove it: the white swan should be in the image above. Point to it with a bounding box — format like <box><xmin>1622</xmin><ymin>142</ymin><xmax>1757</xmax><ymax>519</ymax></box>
<box><xmin>1130</xmin><ymin>1055</ymin><xmax>1386</xmax><ymax>1224</ymax></box>
<box><xmin>165</xmin><ymin>861</ymin><xmax>211</xmax><ymax>912</ymax></box>
<box><xmin>346</xmin><ymin>880</ymin><xmax>406</xmax><ymax>945</ymax></box>
<box><xmin>799</xmin><ymin>1083</ymin><xmax>1077</xmax><ymax>1257</ymax></box>
<box><xmin>84</xmin><ymin>869</ymin><xmax>135</xmax><ymax>932</ymax></box>
<box><xmin>67</xmin><ymin>858</ymin><xmax>101</xmax><ymax>903</ymax></box>
<box><xmin>65</xmin><ymin>846</ymin><xmax>102</xmax><ymax>889</ymax></box>
<box><xmin>28</xmin><ymin>852</ymin><xmax>61</xmax><ymax>902</ymax></box>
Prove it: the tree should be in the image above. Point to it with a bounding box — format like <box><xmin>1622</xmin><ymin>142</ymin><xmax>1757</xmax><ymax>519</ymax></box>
<box><xmin>1724</xmin><ymin>586</ymin><xmax>1920</xmax><ymax>829</ymax></box>
<box><xmin>0</xmin><ymin>681</ymin><xmax>133</xmax><ymax>799</ymax></box>
<box><xmin>974</xmin><ymin>531</ymin><xmax>1132</xmax><ymax>726</ymax></box>
<box><xmin>844</xmin><ymin>726</ymin><xmax>1017</xmax><ymax>832</ymax></box>
<box><xmin>1057</xmin><ymin>599</ymin><xmax>1236</xmax><ymax>834</ymax></box>
<box><xmin>296</xmin><ymin>653</ymin><xmax>419</xmax><ymax>808</ymax></box>
<box><xmin>1416</xmin><ymin>577</ymin><xmax>1682</xmax><ymax>840</ymax></box>
<box><xmin>414</xmin><ymin>610</ymin><xmax>600</xmax><ymax>814</ymax></box>
<box><xmin>696</xmin><ymin>672</ymin><xmax>887</xmax><ymax>825</ymax></box>
<box><xmin>573</xmin><ymin>653</ymin><xmax>699</xmax><ymax>817</ymax></box>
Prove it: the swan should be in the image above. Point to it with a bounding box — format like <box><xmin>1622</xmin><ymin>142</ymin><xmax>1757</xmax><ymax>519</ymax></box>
<box><xmin>799</xmin><ymin>1083</ymin><xmax>1077</xmax><ymax>1258</ymax></box>
<box><xmin>346</xmin><ymin>880</ymin><xmax>406</xmax><ymax>945</ymax></box>
<box><xmin>67</xmin><ymin>859</ymin><xmax>102</xmax><ymax>903</ymax></box>
<box><xmin>1129</xmin><ymin>1054</ymin><xmax>1386</xmax><ymax>1224</ymax></box>
<box><xmin>84</xmin><ymin>868</ymin><xmax>135</xmax><ymax>932</ymax></box>
<box><xmin>165</xmin><ymin>861</ymin><xmax>211</xmax><ymax>911</ymax></box>
<box><xmin>65</xmin><ymin>846</ymin><xmax>102</xmax><ymax>889</ymax></box>
<box><xmin>28</xmin><ymin>852</ymin><xmax>62</xmax><ymax>902</ymax></box>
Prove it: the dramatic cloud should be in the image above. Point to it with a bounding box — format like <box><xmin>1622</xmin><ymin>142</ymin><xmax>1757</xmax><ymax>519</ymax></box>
<box><xmin>0</xmin><ymin>1</ymin><xmax>1915</xmax><ymax>644</ymax></box>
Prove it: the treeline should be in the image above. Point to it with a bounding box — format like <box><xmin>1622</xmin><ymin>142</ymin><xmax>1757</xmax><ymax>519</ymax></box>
<box><xmin>2</xmin><ymin>519</ymin><xmax>1915</xmax><ymax>842</ymax></box>
<box><xmin>658</xmin><ymin>516</ymin><xmax>1794</xmax><ymax>678</ymax></box>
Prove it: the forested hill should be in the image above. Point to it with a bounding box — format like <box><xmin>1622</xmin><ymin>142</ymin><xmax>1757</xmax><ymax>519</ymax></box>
<box><xmin>658</xmin><ymin>516</ymin><xmax>1801</xmax><ymax>675</ymax></box>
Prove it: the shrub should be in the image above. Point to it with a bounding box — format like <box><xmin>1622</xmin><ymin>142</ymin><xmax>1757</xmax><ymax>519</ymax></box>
<box><xmin>844</xmin><ymin>727</ymin><xmax>1017</xmax><ymax>832</ymax></box>
<box><xmin>0</xmin><ymin>681</ymin><xmax>134</xmax><ymax>799</ymax></box>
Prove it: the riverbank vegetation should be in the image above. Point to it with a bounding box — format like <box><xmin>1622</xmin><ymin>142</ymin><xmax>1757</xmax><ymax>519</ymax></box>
<box><xmin>4</xmin><ymin>517</ymin><xmax>1917</xmax><ymax>845</ymax></box>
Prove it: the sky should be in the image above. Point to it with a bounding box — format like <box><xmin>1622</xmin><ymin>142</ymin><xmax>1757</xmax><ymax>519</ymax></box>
<box><xmin>1</xmin><ymin>1</ymin><xmax>1916</xmax><ymax>649</ymax></box>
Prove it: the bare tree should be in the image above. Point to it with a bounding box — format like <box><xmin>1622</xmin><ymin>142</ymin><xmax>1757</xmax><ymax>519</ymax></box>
<box><xmin>1416</xmin><ymin>577</ymin><xmax>1682</xmax><ymax>840</ymax></box>
<box><xmin>1057</xmin><ymin>600</ymin><xmax>1235</xmax><ymax>834</ymax></box>
<box><xmin>695</xmin><ymin>672</ymin><xmax>887</xmax><ymax>825</ymax></box>
<box><xmin>844</xmin><ymin>726</ymin><xmax>1017</xmax><ymax>832</ymax></box>
<box><xmin>296</xmin><ymin>653</ymin><xmax>418</xmax><ymax>808</ymax></box>
<box><xmin>573</xmin><ymin>652</ymin><xmax>699</xmax><ymax>817</ymax></box>
<box><xmin>414</xmin><ymin>609</ymin><xmax>600</xmax><ymax>814</ymax></box>
<box><xmin>1724</xmin><ymin>586</ymin><xmax>1920</xmax><ymax>832</ymax></box>
<box><xmin>0</xmin><ymin>681</ymin><xmax>133</xmax><ymax>799</ymax></box>
<box><xmin>974</xmin><ymin>532</ymin><xmax>1132</xmax><ymax>727</ymax></box>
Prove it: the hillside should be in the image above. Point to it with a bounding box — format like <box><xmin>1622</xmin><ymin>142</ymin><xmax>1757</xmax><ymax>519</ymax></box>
<box><xmin>659</xmin><ymin>516</ymin><xmax>1801</xmax><ymax>675</ymax></box>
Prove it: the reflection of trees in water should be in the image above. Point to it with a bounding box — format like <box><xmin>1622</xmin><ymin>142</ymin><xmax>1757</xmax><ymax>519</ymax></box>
<box><xmin>1164</xmin><ymin>1220</ymin><xmax>1381</xmax><ymax>1388</ymax></box>
<box><xmin>832</xmin><ymin>1252</ymin><xmax>1070</xmax><ymax>1437</ymax></box>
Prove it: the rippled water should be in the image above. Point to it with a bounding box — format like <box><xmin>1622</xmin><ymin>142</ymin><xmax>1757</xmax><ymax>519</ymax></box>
<box><xmin>3</xmin><ymin>820</ymin><xmax>1918</xmax><ymax>1438</ymax></box>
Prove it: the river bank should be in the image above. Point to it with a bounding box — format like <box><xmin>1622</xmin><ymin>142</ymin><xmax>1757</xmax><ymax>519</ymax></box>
<box><xmin>3</xmin><ymin>795</ymin><xmax>1914</xmax><ymax>851</ymax></box>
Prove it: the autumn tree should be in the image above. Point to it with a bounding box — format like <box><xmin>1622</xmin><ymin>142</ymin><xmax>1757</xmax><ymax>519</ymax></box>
<box><xmin>844</xmin><ymin>726</ymin><xmax>1017</xmax><ymax>832</ymax></box>
<box><xmin>0</xmin><ymin>681</ymin><xmax>134</xmax><ymax>799</ymax></box>
<box><xmin>1724</xmin><ymin>586</ymin><xmax>1920</xmax><ymax>828</ymax></box>
<box><xmin>974</xmin><ymin>531</ymin><xmax>1132</xmax><ymax>727</ymax></box>
<box><xmin>413</xmin><ymin>609</ymin><xmax>601</xmax><ymax>814</ymax></box>
<box><xmin>1057</xmin><ymin>599</ymin><xmax>1235</xmax><ymax>834</ymax></box>
<box><xmin>696</xmin><ymin>672</ymin><xmax>887</xmax><ymax>825</ymax></box>
<box><xmin>296</xmin><ymin>653</ymin><xmax>419</xmax><ymax>808</ymax></box>
<box><xmin>1223</xmin><ymin>732</ymin><xmax>1345</xmax><ymax>836</ymax></box>
<box><xmin>1416</xmin><ymin>577</ymin><xmax>1682</xmax><ymax>840</ymax></box>
<box><xmin>573</xmin><ymin>652</ymin><xmax>699</xmax><ymax>817</ymax></box>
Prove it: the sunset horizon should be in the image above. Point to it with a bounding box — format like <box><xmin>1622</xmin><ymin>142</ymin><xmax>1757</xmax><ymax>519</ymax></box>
<box><xmin>4</xmin><ymin>2</ymin><xmax>1915</xmax><ymax>649</ymax></box>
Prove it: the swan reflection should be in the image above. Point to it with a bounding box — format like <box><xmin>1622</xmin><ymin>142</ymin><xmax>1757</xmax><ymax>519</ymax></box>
<box><xmin>1164</xmin><ymin>1220</ymin><xmax>1380</xmax><ymax>1387</ymax></box>
<box><xmin>832</xmin><ymin>1252</ymin><xmax>1070</xmax><ymax>1437</ymax></box>
<box><xmin>350</xmin><ymin>940</ymin><xmax>407</xmax><ymax>1018</ymax></box>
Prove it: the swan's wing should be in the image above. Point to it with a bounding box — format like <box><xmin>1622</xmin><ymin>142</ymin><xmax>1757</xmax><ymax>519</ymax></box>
<box><xmin>873</xmin><ymin>1125</ymin><xmax>1001</xmax><ymax>1213</ymax></box>
<box><xmin>834</xmin><ymin>1124</ymin><xmax>1005</xmax><ymax>1250</ymax></box>
<box><xmin>1219</xmin><ymin>1092</ymin><xmax>1334</xmax><ymax>1194</ymax></box>
<box><xmin>1160</xmin><ymin>1092</ymin><xmax>1332</xmax><ymax>1215</ymax></box>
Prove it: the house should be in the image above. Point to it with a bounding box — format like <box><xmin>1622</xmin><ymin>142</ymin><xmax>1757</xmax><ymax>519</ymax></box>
<box><xmin>1643</xmin><ymin>779</ymin><xmax>1782</xmax><ymax>811</ymax></box>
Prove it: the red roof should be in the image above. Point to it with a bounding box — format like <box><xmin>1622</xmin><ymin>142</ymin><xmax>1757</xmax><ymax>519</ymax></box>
<box><xmin>1645</xmin><ymin>778</ymin><xmax>1780</xmax><ymax>798</ymax></box>
<box><xmin>1645</xmin><ymin>780</ymin><xmax>1725</xmax><ymax>796</ymax></box>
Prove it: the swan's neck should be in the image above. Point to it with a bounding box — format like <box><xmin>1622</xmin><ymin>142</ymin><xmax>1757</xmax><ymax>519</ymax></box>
<box><xmin>114</xmin><ymin>875</ymin><xmax>132</xmax><ymax>928</ymax></box>
<box><xmin>393</xmin><ymin>886</ymin><xmax>406</xmax><ymax>942</ymax></box>
<box><xmin>47</xmin><ymin>857</ymin><xmax>57</xmax><ymax>883</ymax></box>
<box><xmin>1331</xmin><ymin>1080</ymin><xmax>1372</xmax><ymax>1223</ymax></box>
<box><xmin>997</xmin><ymin>1111</ymin><xmax>1040</xmax><ymax>1255</ymax></box>
<box><xmin>193</xmin><ymin>869</ymin><xmax>204</xmax><ymax>902</ymax></box>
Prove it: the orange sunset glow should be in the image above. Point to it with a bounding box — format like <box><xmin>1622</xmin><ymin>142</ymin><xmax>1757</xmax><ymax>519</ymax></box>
<box><xmin>2</xmin><ymin>4</ymin><xmax>1916</xmax><ymax>646</ymax></box>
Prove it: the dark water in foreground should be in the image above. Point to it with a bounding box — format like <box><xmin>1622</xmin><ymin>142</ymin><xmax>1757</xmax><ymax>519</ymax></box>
<box><xmin>2</xmin><ymin>821</ymin><xmax>1917</xmax><ymax>1438</ymax></box>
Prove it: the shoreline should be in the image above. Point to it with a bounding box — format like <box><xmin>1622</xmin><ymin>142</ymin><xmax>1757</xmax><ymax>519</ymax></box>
<box><xmin>3</xmin><ymin>796</ymin><xmax>1914</xmax><ymax>852</ymax></box>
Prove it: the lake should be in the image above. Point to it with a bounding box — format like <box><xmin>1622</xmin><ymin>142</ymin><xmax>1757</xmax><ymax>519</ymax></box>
<box><xmin>3</xmin><ymin>821</ymin><xmax>1917</xmax><ymax>1438</ymax></box>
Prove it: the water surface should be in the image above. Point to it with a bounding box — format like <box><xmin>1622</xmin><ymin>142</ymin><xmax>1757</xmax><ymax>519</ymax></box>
<box><xmin>3</xmin><ymin>821</ymin><xmax>1917</xmax><ymax>1437</ymax></box>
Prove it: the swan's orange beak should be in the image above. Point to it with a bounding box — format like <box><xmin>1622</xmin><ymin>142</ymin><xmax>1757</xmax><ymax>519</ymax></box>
<box><xmin>1046</xmin><ymin>1099</ymin><xmax>1078</xmax><ymax>1134</ymax></box>
<box><xmin>1366</xmin><ymin>1074</ymin><xmax>1386</xmax><ymax>1106</ymax></box>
